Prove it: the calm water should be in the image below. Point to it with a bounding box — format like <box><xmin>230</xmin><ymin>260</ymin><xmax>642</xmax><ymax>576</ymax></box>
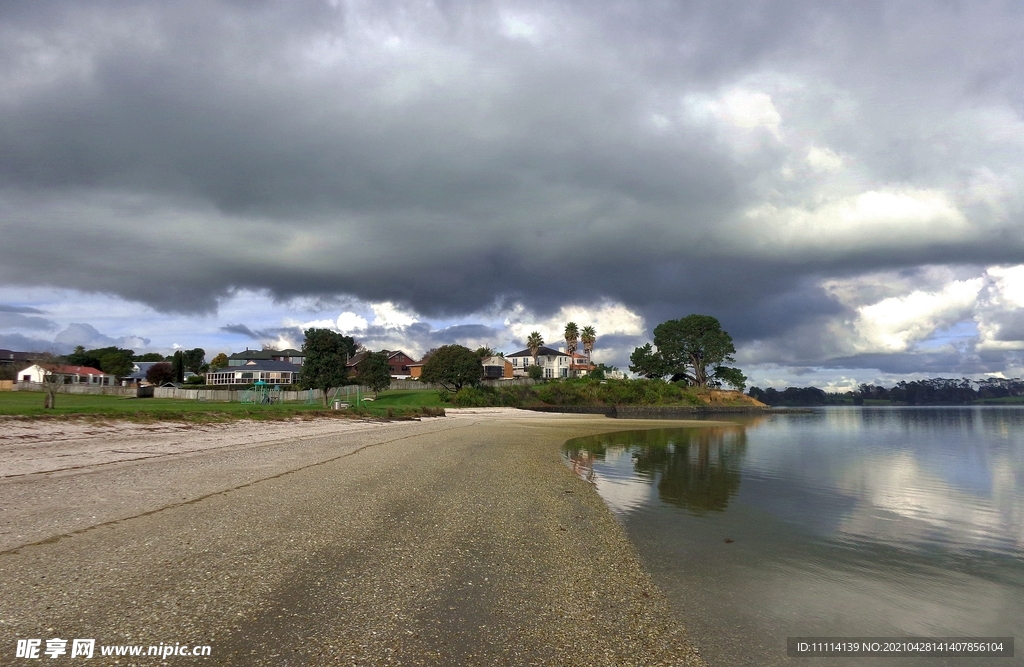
<box><xmin>563</xmin><ymin>408</ymin><xmax>1024</xmax><ymax>666</ymax></box>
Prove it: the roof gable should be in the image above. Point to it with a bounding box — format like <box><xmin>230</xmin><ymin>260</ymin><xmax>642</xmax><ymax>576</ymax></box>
<box><xmin>507</xmin><ymin>346</ymin><xmax>568</xmax><ymax>358</ymax></box>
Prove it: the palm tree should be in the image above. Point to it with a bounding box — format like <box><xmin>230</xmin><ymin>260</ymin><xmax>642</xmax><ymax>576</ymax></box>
<box><xmin>526</xmin><ymin>331</ymin><xmax>544</xmax><ymax>369</ymax></box>
<box><xmin>564</xmin><ymin>322</ymin><xmax>579</xmax><ymax>377</ymax></box>
<box><xmin>564</xmin><ymin>322</ymin><xmax>579</xmax><ymax>355</ymax></box>
<box><xmin>581</xmin><ymin>325</ymin><xmax>596</xmax><ymax>366</ymax></box>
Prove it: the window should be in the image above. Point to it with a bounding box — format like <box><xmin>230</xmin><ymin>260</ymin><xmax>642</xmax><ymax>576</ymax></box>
<box><xmin>544</xmin><ymin>367</ymin><xmax>553</xmax><ymax>378</ymax></box>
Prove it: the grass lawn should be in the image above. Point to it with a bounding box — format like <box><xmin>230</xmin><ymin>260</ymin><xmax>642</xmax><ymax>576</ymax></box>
<box><xmin>0</xmin><ymin>390</ymin><xmax>440</xmax><ymax>420</ymax></box>
<box><xmin>366</xmin><ymin>389</ymin><xmax>446</xmax><ymax>409</ymax></box>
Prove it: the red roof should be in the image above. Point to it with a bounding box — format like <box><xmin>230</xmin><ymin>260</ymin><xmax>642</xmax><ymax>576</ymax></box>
<box><xmin>50</xmin><ymin>365</ymin><xmax>107</xmax><ymax>375</ymax></box>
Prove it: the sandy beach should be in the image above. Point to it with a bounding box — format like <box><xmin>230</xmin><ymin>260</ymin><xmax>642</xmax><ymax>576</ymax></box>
<box><xmin>1</xmin><ymin>410</ymin><xmax>709</xmax><ymax>665</ymax></box>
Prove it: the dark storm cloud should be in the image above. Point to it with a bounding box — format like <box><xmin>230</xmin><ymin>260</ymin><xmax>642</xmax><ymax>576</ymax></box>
<box><xmin>2</xmin><ymin>0</ymin><xmax>1024</xmax><ymax>371</ymax></box>
<box><xmin>220</xmin><ymin>323</ymin><xmax>295</xmax><ymax>341</ymax></box>
<box><xmin>0</xmin><ymin>333</ymin><xmax>64</xmax><ymax>354</ymax></box>
<box><xmin>0</xmin><ymin>304</ymin><xmax>46</xmax><ymax>314</ymax></box>
<box><xmin>220</xmin><ymin>324</ymin><xmax>260</xmax><ymax>339</ymax></box>
<box><xmin>0</xmin><ymin>311</ymin><xmax>57</xmax><ymax>331</ymax></box>
<box><xmin>820</xmin><ymin>352</ymin><xmax>996</xmax><ymax>377</ymax></box>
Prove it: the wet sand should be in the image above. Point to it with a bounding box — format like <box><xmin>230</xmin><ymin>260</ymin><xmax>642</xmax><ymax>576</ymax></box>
<box><xmin>0</xmin><ymin>410</ymin><xmax>709</xmax><ymax>665</ymax></box>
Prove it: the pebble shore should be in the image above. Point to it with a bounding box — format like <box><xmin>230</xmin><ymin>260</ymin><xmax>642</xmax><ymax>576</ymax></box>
<box><xmin>1</xmin><ymin>410</ymin><xmax>709</xmax><ymax>665</ymax></box>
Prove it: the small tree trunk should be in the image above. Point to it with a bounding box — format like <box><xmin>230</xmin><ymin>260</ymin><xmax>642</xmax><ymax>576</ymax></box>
<box><xmin>44</xmin><ymin>389</ymin><xmax>56</xmax><ymax>409</ymax></box>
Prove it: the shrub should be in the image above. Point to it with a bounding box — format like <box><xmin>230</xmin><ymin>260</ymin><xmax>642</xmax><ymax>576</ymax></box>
<box><xmin>452</xmin><ymin>386</ymin><xmax>496</xmax><ymax>407</ymax></box>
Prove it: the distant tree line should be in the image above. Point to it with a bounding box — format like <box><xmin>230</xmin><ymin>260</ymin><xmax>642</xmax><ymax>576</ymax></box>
<box><xmin>62</xmin><ymin>345</ymin><xmax>208</xmax><ymax>378</ymax></box>
<box><xmin>748</xmin><ymin>377</ymin><xmax>1024</xmax><ymax>406</ymax></box>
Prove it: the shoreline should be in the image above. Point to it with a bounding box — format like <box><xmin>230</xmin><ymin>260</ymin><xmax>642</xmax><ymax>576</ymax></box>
<box><xmin>1</xmin><ymin>411</ymin><xmax>713</xmax><ymax>665</ymax></box>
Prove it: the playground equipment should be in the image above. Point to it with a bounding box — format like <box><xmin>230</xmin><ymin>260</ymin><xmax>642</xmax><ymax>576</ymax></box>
<box><xmin>241</xmin><ymin>381</ymin><xmax>281</xmax><ymax>405</ymax></box>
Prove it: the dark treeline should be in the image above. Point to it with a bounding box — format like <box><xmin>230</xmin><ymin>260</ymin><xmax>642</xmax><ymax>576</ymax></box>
<box><xmin>748</xmin><ymin>377</ymin><xmax>1024</xmax><ymax>406</ymax></box>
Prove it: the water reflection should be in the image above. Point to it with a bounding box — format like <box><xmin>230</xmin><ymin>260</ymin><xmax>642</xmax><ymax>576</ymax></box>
<box><xmin>566</xmin><ymin>426</ymin><xmax>748</xmax><ymax>514</ymax></box>
<box><xmin>562</xmin><ymin>408</ymin><xmax>1024</xmax><ymax>667</ymax></box>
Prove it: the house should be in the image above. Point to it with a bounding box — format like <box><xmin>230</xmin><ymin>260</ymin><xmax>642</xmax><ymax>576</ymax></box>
<box><xmin>205</xmin><ymin>360</ymin><xmax>301</xmax><ymax>386</ymax></box>
<box><xmin>569</xmin><ymin>352</ymin><xmax>595</xmax><ymax>377</ymax></box>
<box><xmin>17</xmin><ymin>364</ymin><xmax>115</xmax><ymax>386</ymax></box>
<box><xmin>481</xmin><ymin>355</ymin><xmax>514</xmax><ymax>379</ymax></box>
<box><xmin>506</xmin><ymin>346</ymin><xmax>572</xmax><ymax>378</ymax></box>
<box><xmin>122</xmin><ymin>361</ymin><xmax>160</xmax><ymax>386</ymax></box>
<box><xmin>0</xmin><ymin>349</ymin><xmax>36</xmax><ymax>367</ymax></box>
<box><xmin>347</xmin><ymin>350</ymin><xmax>419</xmax><ymax>379</ymax></box>
<box><xmin>227</xmin><ymin>348</ymin><xmax>305</xmax><ymax>367</ymax></box>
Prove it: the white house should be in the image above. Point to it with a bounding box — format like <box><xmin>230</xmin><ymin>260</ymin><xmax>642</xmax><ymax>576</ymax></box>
<box><xmin>506</xmin><ymin>346</ymin><xmax>571</xmax><ymax>378</ymax></box>
<box><xmin>205</xmin><ymin>360</ymin><xmax>301</xmax><ymax>386</ymax></box>
<box><xmin>17</xmin><ymin>364</ymin><xmax>115</xmax><ymax>386</ymax></box>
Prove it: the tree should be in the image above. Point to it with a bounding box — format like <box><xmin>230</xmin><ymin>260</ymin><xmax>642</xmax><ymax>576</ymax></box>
<box><xmin>629</xmin><ymin>343</ymin><xmax>668</xmax><ymax>379</ymax></box>
<box><xmin>298</xmin><ymin>328</ymin><xmax>357</xmax><ymax>406</ymax></box>
<box><xmin>146</xmin><ymin>362</ymin><xmax>175</xmax><ymax>386</ymax></box>
<box><xmin>420</xmin><ymin>345</ymin><xmax>482</xmax><ymax>391</ymax></box>
<box><xmin>527</xmin><ymin>364</ymin><xmax>544</xmax><ymax>380</ymax></box>
<box><xmin>357</xmin><ymin>351</ymin><xmax>392</xmax><ymax>396</ymax></box>
<box><xmin>171</xmin><ymin>350</ymin><xmax>185</xmax><ymax>383</ymax></box>
<box><xmin>714</xmin><ymin>366</ymin><xmax>747</xmax><ymax>392</ymax></box>
<box><xmin>182</xmin><ymin>348</ymin><xmax>206</xmax><ymax>374</ymax></box>
<box><xmin>474</xmin><ymin>346</ymin><xmax>496</xmax><ymax>359</ymax></box>
<box><xmin>563</xmin><ymin>322</ymin><xmax>579</xmax><ymax>356</ymax></box>
<box><xmin>581</xmin><ymin>326</ymin><xmax>596</xmax><ymax>363</ymax></box>
<box><xmin>526</xmin><ymin>332</ymin><xmax>544</xmax><ymax>367</ymax></box>
<box><xmin>67</xmin><ymin>345</ymin><xmax>135</xmax><ymax>377</ymax></box>
<box><xmin>208</xmin><ymin>352</ymin><xmax>229</xmax><ymax>371</ymax></box>
<box><xmin>37</xmin><ymin>353</ymin><xmax>65</xmax><ymax>409</ymax></box>
<box><xmin>629</xmin><ymin>315</ymin><xmax>741</xmax><ymax>388</ymax></box>
<box><xmin>652</xmin><ymin>315</ymin><xmax>738</xmax><ymax>388</ymax></box>
<box><xmin>134</xmin><ymin>352</ymin><xmax>165</xmax><ymax>362</ymax></box>
<box><xmin>563</xmin><ymin>322</ymin><xmax>580</xmax><ymax>377</ymax></box>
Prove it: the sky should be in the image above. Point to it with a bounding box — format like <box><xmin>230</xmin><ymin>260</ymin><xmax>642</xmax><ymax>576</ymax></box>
<box><xmin>2</xmin><ymin>0</ymin><xmax>1024</xmax><ymax>390</ymax></box>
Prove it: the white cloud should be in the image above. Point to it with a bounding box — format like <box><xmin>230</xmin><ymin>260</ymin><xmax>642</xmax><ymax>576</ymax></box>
<box><xmin>335</xmin><ymin>311</ymin><xmax>369</xmax><ymax>333</ymax></box>
<box><xmin>743</xmin><ymin>188</ymin><xmax>969</xmax><ymax>254</ymax></box>
<box><xmin>715</xmin><ymin>89</ymin><xmax>782</xmax><ymax>136</ymax></box>
<box><xmin>503</xmin><ymin>300</ymin><xmax>644</xmax><ymax>347</ymax></box>
<box><xmin>851</xmin><ymin>279</ymin><xmax>982</xmax><ymax>353</ymax></box>
<box><xmin>806</xmin><ymin>146</ymin><xmax>844</xmax><ymax>172</ymax></box>
<box><xmin>370</xmin><ymin>301</ymin><xmax>418</xmax><ymax>329</ymax></box>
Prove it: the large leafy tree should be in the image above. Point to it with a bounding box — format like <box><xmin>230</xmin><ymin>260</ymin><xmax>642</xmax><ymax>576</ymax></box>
<box><xmin>68</xmin><ymin>345</ymin><xmax>135</xmax><ymax>377</ymax></box>
<box><xmin>652</xmin><ymin>315</ymin><xmax>738</xmax><ymax>388</ymax></box>
<box><xmin>208</xmin><ymin>352</ymin><xmax>229</xmax><ymax>370</ymax></box>
<box><xmin>630</xmin><ymin>315</ymin><xmax>742</xmax><ymax>388</ymax></box>
<box><xmin>357</xmin><ymin>351</ymin><xmax>392</xmax><ymax>395</ymax></box>
<box><xmin>629</xmin><ymin>343</ymin><xmax>668</xmax><ymax>379</ymax></box>
<box><xmin>420</xmin><ymin>345</ymin><xmax>482</xmax><ymax>391</ymax></box>
<box><xmin>299</xmin><ymin>328</ymin><xmax>357</xmax><ymax>406</ymax></box>
<box><xmin>182</xmin><ymin>348</ymin><xmax>206</xmax><ymax>374</ymax></box>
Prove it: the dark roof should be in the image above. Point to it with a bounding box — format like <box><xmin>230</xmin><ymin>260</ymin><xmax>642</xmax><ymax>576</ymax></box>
<box><xmin>228</xmin><ymin>350</ymin><xmax>275</xmax><ymax>360</ymax></box>
<box><xmin>507</xmin><ymin>346</ymin><xmax>568</xmax><ymax>358</ymax></box>
<box><xmin>229</xmin><ymin>349</ymin><xmax>305</xmax><ymax>360</ymax></box>
<box><xmin>0</xmin><ymin>349</ymin><xmax>36</xmax><ymax>362</ymax></box>
<box><xmin>207</xmin><ymin>360</ymin><xmax>301</xmax><ymax>373</ymax></box>
<box><xmin>346</xmin><ymin>351</ymin><xmax>369</xmax><ymax>367</ymax></box>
